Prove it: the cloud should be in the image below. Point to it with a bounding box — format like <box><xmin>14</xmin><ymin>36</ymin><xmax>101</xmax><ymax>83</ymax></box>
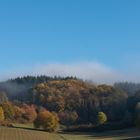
<box><xmin>1</xmin><ymin>62</ymin><xmax>140</xmax><ymax>84</ymax></box>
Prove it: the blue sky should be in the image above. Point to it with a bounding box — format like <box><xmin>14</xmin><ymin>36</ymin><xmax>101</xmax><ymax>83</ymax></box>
<box><xmin>0</xmin><ymin>0</ymin><xmax>140</xmax><ymax>83</ymax></box>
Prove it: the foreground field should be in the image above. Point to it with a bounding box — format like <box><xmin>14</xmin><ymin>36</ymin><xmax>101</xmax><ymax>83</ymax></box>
<box><xmin>61</xmin><ymin>129</ymin><xmax>140</xmax><ymax>140</ymax></box>
<box><xmin>0</xmin><ymin>126</ymin><xmax>139</xmax><ymax>140</ymax></box>
<box><xmin>0</xmin><ymin>127</ymin><xmax>62</xmax><ymax>140</ymax></box>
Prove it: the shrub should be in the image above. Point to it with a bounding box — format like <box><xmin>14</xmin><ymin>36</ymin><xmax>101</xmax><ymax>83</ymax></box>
<box><xmin>14</xmin><ymin>106</ymin><xmax>24</xmax><ymax>119</ymax></box>
<box><xmin>97</xmin><ymin>112</ymin><xmax>107</xmax><ymax>125</ymax></box>
<box><xmin>34</xmin><ymin>110</ymin><xmax>59</xmax><ymax>132</ymax></box>
<box><xmin>0</xmin><ymin>106</ymin><xmax>5</xmax><ymax>122</ymax></box>
<box><xmin>22</xmin><ymin>104</ymin><xmax>37</xmax><ymax>122</ymax></box>
<box><xmin>2</xmin><ymin>102</ymin><xmax>15</xmax><ymax>120</ymax></box>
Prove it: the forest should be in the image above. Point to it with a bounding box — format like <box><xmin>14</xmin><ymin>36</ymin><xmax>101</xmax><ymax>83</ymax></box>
<box><xmin>0</xmin><ymin>76</ymin><xmax>140</xmax><ymax>132</ymax></box>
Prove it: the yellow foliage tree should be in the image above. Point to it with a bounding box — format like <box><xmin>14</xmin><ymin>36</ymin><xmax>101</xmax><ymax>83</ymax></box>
<box><xmin>97</xmin><ymin>112</ymin><xmax>107</xmax><ymax>125</ymax></box>
<box><xmin>0</xmin><ymin>106</ymin><xmax>5</xmax><ymax>122</ymax></box>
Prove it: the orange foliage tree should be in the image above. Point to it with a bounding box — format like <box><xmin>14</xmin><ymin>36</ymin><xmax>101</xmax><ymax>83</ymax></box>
<box><xmin>34</xmin><ymin>110</ymin><xmax>59</xmax><ymax>132</ymax></box>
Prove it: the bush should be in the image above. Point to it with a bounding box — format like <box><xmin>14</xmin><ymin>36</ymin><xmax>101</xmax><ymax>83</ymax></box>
<box><xmin>22</xmin><ymin>104</ymin><xmax>37</xmax><ymax>122</ymax></box>
<box><xmin>34</xmin><ymin>110</ymin><xmax>59</xmax><ymax>132</ymax></box>
<box><xmin>97</xmin><ymin>112</ymin><xmax>107</xmax><ymax>125</ymax></box>
<box><xmin>0</xmin><ymin>106</ymin><xmax>5</xmax><ymax>122</ymax></box>
<box><xmin>14</xmin><ymin>106</ymin><xmax>24</xmax><ymax>119</ymax></box>
<box><xmin>2</xmin><ymin>102</ymin><xmax>15</xmax><ymax>120</ymax></box>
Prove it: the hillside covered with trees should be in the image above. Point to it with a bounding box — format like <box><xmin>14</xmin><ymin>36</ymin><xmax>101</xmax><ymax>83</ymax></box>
<box><xmin>0</xmin><ymin>76</ymin><xmax>139</xmax><ymax>132</ymax></box>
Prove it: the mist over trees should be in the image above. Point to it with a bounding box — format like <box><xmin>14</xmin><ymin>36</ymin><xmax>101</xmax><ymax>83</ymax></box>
<box><xmin>0</xmin><ymin>76</ymin><xmax>77</xmax><ymax>101</ymax></box>
<box><xmin>114</xmin><ymin>82</ymin><xmax>140</xmax><ymax>96</ymax></box>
